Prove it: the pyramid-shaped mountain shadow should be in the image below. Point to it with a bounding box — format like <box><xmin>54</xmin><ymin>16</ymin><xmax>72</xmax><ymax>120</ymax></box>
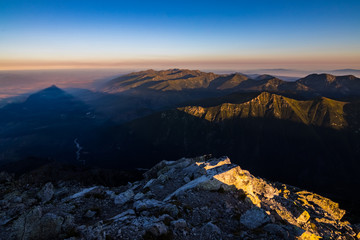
<box><xmin>0</xmin><ymin>86</ymin><xmax>102</xmax><ymax>164</ymax></box>
<box><xmin>0</xmin><ymin>85</ymin><xmax>90</xmax><ymax>123</ymax></box>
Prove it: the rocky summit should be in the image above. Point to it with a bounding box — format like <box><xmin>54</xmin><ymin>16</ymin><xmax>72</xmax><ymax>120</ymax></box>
<box><xmin>1</xmin><ymin>156</ymin><xmax>359</xmax><ymax>240</ymax></box>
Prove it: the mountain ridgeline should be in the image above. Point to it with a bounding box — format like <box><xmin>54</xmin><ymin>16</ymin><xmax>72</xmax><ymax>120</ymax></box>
<box><xmin>102</xmin><ymin>68</ymin><xmax>360</xmax><ymax>98</ymax></box>
<box><xmin>1</xmin><ymin>69</ymin><xmax>360</xmax><ymax>221</ymax></box>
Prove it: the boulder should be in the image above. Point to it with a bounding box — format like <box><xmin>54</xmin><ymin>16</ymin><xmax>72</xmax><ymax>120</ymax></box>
<box><xmin>144</xmin><ymin>222</ymin><xmax>168</xmax><ymax>237</ymax></box>
<box><xmin>39</xmin><ymin>213</ymin><xmax>64</xmax><ymax>238</ymax></box>
<box><xmin>84</xmin><ymin>210</ymin><xmax>97</xmax><ymax>218</ymax></box>
<box><xmin>133</xmin><ymin>199</ymin><xmax>164</xmax><ymax>211</ymax></box>
<box><xmin>12</xmin><ymin>207</ymin><xmax>42</xmax><ymax>240</ymax></box>
<box><xmin>171</xmin><ymin>219</ymin><xmax>187</xmax><ymax>229</ymax></box>
<box><xmin>114</xmin><ymin>189</ymin><xmax>134</xmax><ymax>205</ymax></box>
<box><xmin>200</xmin><ymin>222</ymin><xmax>222</xmax><ymax>240</ymax></box>
<box><xmin>37</xmin><ymin>182</ymin><xmax>54</xmax><ymax>203</ymax></box>
<box><xmin>240</xmin><ymin>208</ymin><xmax>270</xmax><ymax>229</ymax></box>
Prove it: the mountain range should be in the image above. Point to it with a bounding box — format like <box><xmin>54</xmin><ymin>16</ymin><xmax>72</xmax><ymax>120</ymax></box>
<box><xmin>0</xmin><ymin>69</ymin><xmax>360</xmax><ymax>222</ymax></box>
<box><xmin>102</xmin><ymin>69</ymin><xmax>360</xmax><ymax>98</ymax></box>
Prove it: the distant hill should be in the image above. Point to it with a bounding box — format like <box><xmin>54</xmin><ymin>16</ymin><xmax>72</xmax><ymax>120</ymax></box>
<box><xmin>102</xmin><ymin>69</ymin><xmax>360</xmax><ymax>98</ymax></box>
<box><xmin>297</xmin><ymin>73</ymin><xmax>360</xmax><ymax>96</ymax></box>
<box><xmin>329</xmin><ymin>69</ymin><xmax>360</xmax><ymax>77</ymax></box>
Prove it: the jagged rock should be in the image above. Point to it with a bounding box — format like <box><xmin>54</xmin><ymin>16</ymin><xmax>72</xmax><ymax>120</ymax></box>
<box><xmin>39</xmin><ymin>213</ymin><xmax>64</xmax><ymax>238</ymax></box>
<box><xmin>37</xmin><ymin>182</ymin><xmax>54</xmax><ymax>203</ymax></box>
<box><xmin>0</xmin><ymin>215</ymin><xmax>13</xmax><ymax>226</ymax></box>
<box><xmin>133</xmin><ymin>192</ymin><xmax>144</xmax><ymax>201</ymax></box>
<box><xmin>69</xmin><ymin>186</ymin><xmax>98</xmax><ymax>199</ymax></box>
<box><xmin>114</xmin><ymin>189</ymin><xmax>134</xmax><ymax>205</ymax></box>
<box><xmin>240</xmin><ymin>207</ymin><xmax>271</xmax><ymax>229</ymax></box>
<box><xmin>162</xmin><ymin>204</ymin><xmax>179</xmax><ymax>218</ymax></box>
<box><xmin>12</xmin><ymin>208</ymin><xmax>64</xmax><ymax>240</ymax></box>
<box><xmin>1</xmin><ymin>156</ymin><xmax>357</xmax><ymax>239</ymax></box>
<box><xmin>12</xmin><ymin>206</ymin><xmax>42</xmax><ymax>239</ymax></box>
<box><xmin>144</xmin><ymin>221</ymin><xmax>168</xmax><ymax>237</ymax></box>
<box><xmin>200</xmin><ymin>222</ymin><xmax>222</xmax><ymax>240</ymax></box>
<box><xmin>171</xmin><ymin>219</ymin><xmax>187</xmax><ymax>229</ymax></box>
<box><xmin>12</xmin><ymin>196</ymin><xmax>22</xmax><ymax>203</ymax></box>
<box><xmin>183</xmin><ymin>176</ymin><xmax>191</xmax><ymax>183</ymax></box>
<box><xmin>133</xmin><ymin>199</ymin><xmax>164</xmax><ymax>211</ymax></box>
<box><xmin>353</xmin><ymin>224</ymin><xmax>360</xmax><ymax>239</ymax></box>
<box><xmin>297</xmin><ymin>191</ymin><xmax>345</xmax><ymax>220</ymax></box>
<box><xmin>263</xmin><ymin>224</ymin><xmax>289</xmax><ymax>238</ymax></box>
<box><xmin>0</xmin><ymin>171</ymin><xmax>13</xmax><ymax>183</ymax></box>
<box><xmin>111</xmin><ymin>209</ymin><xmax>135</xmax><ymax>222</ymax></box>
<box><xmin>84</xmin><ymin>210</ymin><xmax>97</xmax><ymax>218</ymax></box>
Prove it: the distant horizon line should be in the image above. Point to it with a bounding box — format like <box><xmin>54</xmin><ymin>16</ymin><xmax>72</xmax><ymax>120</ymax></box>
<box><xmin>1</xmin><ymin>67</ymin><xmax>359</xmax><ymax>74</ymax></box>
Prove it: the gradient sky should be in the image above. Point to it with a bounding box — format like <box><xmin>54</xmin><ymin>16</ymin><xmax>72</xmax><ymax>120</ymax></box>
<box><xmin>1</xmin><ymin>0</ymin><xmax>359</xmax><ymax>70</ymax></box>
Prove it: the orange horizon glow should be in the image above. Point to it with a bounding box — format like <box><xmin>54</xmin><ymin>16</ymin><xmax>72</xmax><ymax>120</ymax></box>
<box><xmin>1</xmin><ymin>55</ymin><xmax>359</xmax><ymax>71</ymax></box>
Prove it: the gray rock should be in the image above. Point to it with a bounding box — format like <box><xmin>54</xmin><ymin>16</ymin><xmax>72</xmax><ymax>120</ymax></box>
<box><xmin>183</xmin><ymin>176</ymin><xmax>191</xmax><ymax>183</ymax></box>
<box><xmin>12</xmin><ymin>196</ymin><xmax>22</xmax><ymax>203</ymax></box>
<box><xmin>133</xmin><ymin>199</ymin><xmax>164</xmax><ymax>211</ymax></box>
<box><xmin>133</xmin><ymin>192</ymin><xmax>145</xmax><ymax>201</ymax></box>
<box><xmin>200</xmin><ymin>222</ymin><xmax>222</xmax><ymax>240</ymax></box>
<box><xmin>68</xmin><ymin>186</ymin><xmax>98</xmax><ymax>199</ymax></box>
<box><xmin>12</xmin><ymin>206</ymin><xmax>42</xmax><ymax>239</ymax></box>
<box><xmin>145</xmin><ymin>222</ymin><xmax>168</xmax><ymax>236</ymax></box>
<box><xmin>39</xmin><ymin>213</ymin><xmax>64</xmax><ymax>238</ymax></box>
<box><xmin>114</xmin><ymin>189</ymin><xmax>134</xmax><ymax>205</ymax></box>
<box><xmin>12</xmin><ymin>207</ymin><xmax>64</xmax><ymax>240</ymax></box>
<box><xmin>62</xmin><ymin>214</ymin><xmax>75</xmax><ymax>232</ymax></box>
<box><xmin>162</xmin><ymin>204</ymin><xmax>179</xmax><ymax>218</ymax></box>
<box><xmin>111</xmin><ymin>209</ymin><xmax>135</xmax><ymax>222</ymax></box>
<box><xmin>240</xmin><ymin>207</ymin><xmax>270</xmax><ymax>229</ymax></box>
<box><xmin>37</xmin><ymin>182</ymin><xmax>54</xmax><ymax>203</ymax></box>
<box><xmin>171</xmin><ymin>219</ymin><xmax>187</xmax><ymax>229</ymax></box>
<box><xmin>141</xmin><ymin>210</ymin><xmax>150</xmax><ymax>216</ymax></box>
<box><xmin>0</xmin><ymin>215</ymin><xmax>13</xmax><ymax>226</ymax></box>
<box><xmin>84</xmin><ymin>210</ymin><xmax>97</xmax><ymax>218</ymax></box>
<box><xmin>264</xmin><ymin>223</ymin><xmax>289</xmax><ymax>238</ymax></box>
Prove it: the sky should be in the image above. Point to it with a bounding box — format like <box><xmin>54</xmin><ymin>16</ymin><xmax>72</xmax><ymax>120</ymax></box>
<box><xmin>0</xmin><ymin>0</ymin><xmax>360</xmax><ymax>71</ymax></box>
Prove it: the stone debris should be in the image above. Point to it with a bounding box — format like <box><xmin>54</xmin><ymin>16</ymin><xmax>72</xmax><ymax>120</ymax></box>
<box><xmin>114</xmin><ymin>189</ymin><xmax>134</xmax><ymax>205</ymax></box>
<box><xmin>240</xmin><ymin>207</ymin><xmax>271</xmax><ymax>229</ymax></box>
<box><xmin>37</xmin><ymin>182</ymin><xmax>54</xmax><ymax>203</ymax></box>
<box><xmin>0</xmin><ymin>155</ymin><xmax>358</xmax><ymax>239</ymax></box>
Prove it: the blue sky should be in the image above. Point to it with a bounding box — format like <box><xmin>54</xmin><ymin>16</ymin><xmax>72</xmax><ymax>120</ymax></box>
<box><xmin>0</xmin><ymin>0</ymin><xmax>359</xmax><ymax>70</ymax></box>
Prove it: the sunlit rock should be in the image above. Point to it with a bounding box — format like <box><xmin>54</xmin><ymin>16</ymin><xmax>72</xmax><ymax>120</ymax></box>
<box><xmin>0</xmin><ymin>155</ymin><xmax>357</xmax><ymax>239</ymax></box>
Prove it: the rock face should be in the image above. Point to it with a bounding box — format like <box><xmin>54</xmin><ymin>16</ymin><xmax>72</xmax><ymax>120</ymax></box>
<box><xmin>0</xmin><ymin>156</ymin><xmax>358</xmax><ymax>239</ymax></box>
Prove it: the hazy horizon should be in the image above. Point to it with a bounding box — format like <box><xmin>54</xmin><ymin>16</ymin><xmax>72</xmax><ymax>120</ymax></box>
<box><xmin>1</xmin><ymin>0</ymin><xmax>359</xmax><ymax>71</ymax></box>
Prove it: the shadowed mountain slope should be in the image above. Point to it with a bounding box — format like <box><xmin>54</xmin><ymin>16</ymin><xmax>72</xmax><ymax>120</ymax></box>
<box><xmin>0</xmin><ymin>86</ymin><xmax>104</xmax><ymax>164</ymax></box>
<box><xmin>98</xmin><ymin>91</ymin><xmax>360</xmax><ymax>219</ymax></box>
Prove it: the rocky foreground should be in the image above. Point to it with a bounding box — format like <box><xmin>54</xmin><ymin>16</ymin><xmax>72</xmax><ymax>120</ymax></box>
<box><xmin>1</xmin><ymin>156</ymin><xmax>360</xmax><ymax>240</ymax></box>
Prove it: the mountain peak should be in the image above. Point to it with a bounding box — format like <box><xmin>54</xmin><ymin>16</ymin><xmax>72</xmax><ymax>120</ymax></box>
<box><xmin>303</xmin><ymin>73</ymin><xmax>336</xmax><ymax>82</ymax></box>
<box><xmin>255</xmin><ymin>74</ymin><xmax>276</xmax><ymax>81</ymax></box>
<box><xmin>41</xmin><ymin>84</ymin><xmax>64</xmax><ymax>92</ymax></box>
<box><xmin>25</xmin><ymin>85</ymin><xmax>71</xmax><ymax>103</ymax></box>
